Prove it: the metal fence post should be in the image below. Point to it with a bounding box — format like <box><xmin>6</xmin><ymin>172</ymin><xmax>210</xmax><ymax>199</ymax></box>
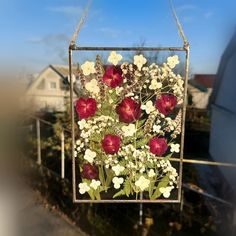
<box><xmin>61</xmin><ymin>130</ymin><xmax>65</xmax><ymax>179</ymax></box>
<box><xmin>36</xmin><ymin>119</ymin><xmax>41</xmax><ymax>165</ymax></box>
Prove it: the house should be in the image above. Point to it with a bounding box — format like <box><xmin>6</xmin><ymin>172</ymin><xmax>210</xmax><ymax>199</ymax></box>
<box><xmin>25</xmin><ymin>65</ymin><xmax>78</xmax><ymax>112</ymax></box>
<box><xmin>188</xmin><ymin>74</ymin><xmax>216</xmax><ymax>109</ymax></box>
<box><xmin>209</xmin><ymin>32</ymin><xmax>236</xmax><ymax>189</ymax></box>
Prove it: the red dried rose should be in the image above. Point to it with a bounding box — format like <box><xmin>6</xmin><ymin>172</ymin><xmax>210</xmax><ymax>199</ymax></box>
<box><xmin>116</xmin><ymin>97</ymin><xmax>141</xmax><ymax>123</ymax></box>
<box><xmin>102</xmin><ymin>66</ymin><xmax>123</xmax><ymax>88</ymax></box>
<box><xmin>75</xmin><ymin>98</ymin><xmax>97</xmax><ymax>119</ymax></box>
<box><xmin>155</xmin><ymin>95</ymin><xmax>177</xmax><ymax>116</ymax></box>
<box><xmin>149</xmin><ymin>137</ymin><xmax>168</xmax><ymax>156</ymax></box>
<box><xmin>81</xmin><ymin>163</ymin><xmax>98</xmax><ymax>180</ymax></box>
<box><xmin>102</xmin><ymin>134</ymin><xmax>121</xmax><ymax>154</ymax></box>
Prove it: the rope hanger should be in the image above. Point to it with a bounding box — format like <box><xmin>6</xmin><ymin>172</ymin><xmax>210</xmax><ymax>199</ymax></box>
<box><xmin>70</xmin><ymin>0</ymin><xmax>189</xmax><ymax>48</ymax></box>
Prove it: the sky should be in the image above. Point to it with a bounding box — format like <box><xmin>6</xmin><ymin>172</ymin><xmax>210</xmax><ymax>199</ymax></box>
<box><xmin>1</xmin><ymin>0</ymin><xmax>236</xmax><ymax>74</ymax></box>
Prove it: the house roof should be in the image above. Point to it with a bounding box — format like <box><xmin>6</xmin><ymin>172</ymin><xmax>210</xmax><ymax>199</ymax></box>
<box><xmin>209</xmin><ymin>31</ymin><xmax>236</xmax><ymax>106</ymax></box>
<box><xmin>49</xmin><ymin>64</ymin><xmax>78</xmax><ymax>78</ymax></box>
<box><xmin>193</xmin><ymin>74</ymin><xmax>216</xmax><ymax>88</ymax></box>
<box><xmin>188</xmin><ymin>79</ymin><xmax>208</xmax><ymax>92</ymax></box>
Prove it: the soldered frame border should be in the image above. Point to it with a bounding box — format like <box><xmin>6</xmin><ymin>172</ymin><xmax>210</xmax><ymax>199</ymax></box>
<box><xmin>69</xmin><ymin>44</ymin><xmax>190</xmax><ymax>203</ymax></box>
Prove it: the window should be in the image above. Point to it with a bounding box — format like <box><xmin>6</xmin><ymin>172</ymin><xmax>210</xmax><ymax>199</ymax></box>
<box><xmin>50</xmin><ymin>82</ymin><xmax>57</xmax><ymax>90</ymax></box>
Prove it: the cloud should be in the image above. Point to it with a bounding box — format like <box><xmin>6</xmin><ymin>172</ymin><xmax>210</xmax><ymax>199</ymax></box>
<box><xmin>204</xmin><ymin>11</ymin><xmax>214</xmax><ymax>19</ymax></box>
<box><xmin>47</xmin><ymin>6</ymin><xmax>82</xmax><ymax>16</ymax></box>
<box><xmin>176</xmin><ymin>4</ymin><xmax>198</xmax><ymax>13</ymax></box>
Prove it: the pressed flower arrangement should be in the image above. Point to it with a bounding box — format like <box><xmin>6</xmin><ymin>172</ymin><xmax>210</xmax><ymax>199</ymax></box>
<box><xmin>73</xmin><ymin>51</ymin><xmax>187</xmax><ymax>201</ymax></box>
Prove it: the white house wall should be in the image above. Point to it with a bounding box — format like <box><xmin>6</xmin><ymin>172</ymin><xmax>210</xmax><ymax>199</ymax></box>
<box><xmin>25</xmin><ymin>67</ymin><xmax>70</xmax><ymax>112</ymax></box>
<box><xmin>215</xmin><ymin>54</ymin><xmax>236</xmax><ymax>114</ymax></box>
<box><xmin>210</xmin><ymin>105</ymin><xmax>236</xmax><ymax>189</ymax></box>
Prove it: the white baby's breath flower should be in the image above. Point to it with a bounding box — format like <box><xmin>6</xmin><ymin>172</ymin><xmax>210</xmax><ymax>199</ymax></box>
<box><xmin>112</xmin><ymin>164</ymin><xmax>125</xmax><ymax>176</ymax></box>
<box><xmin>115</xmin><ymin>87</ymin><xmax>123</xmax><ymax>95</ymax></box>
<box><xmin>135</xmin><ymin>176</ymin><xmax>150</xmax><ymax>191</ymax></box>
<box><xmin>85</xmin><ymin>78</ymin><xmax>100</xmax><ymax>95</ymax></box>
<box><xmin>79</xmin><ymin>182</ymin><xmax>90</xmax><ymax>194</ymax></box>
<box><xmin>167</xmin><ymin>55</ymin><xmax>179</xmax><ymax>69</ymax></box>
<box><xmin>108</xmin><ymin>51</ymin><xmax>123</xmax><ymax>65</ymax></box>
<box><xmin>153</xmin><ymin>124</ymin><xmax>161</xmax><ymax>133</ymax></box>
<box><xmin>170</xmin><ymin>143</ymin><xmax>180</xmax><ymax>153</ymax></box>
<box><xmin>141</xmin><ymin>101</ymin><xmax>155</xmax><ymax>114</ymax></box>
<box><xmin>121</xmin><ymin>124</ymin><xmax>136</xmax><ymax>137</ymax></box>
<box><xmin>84</xmin><ymin>149</ymin><xmax>96</xmax><ymax>163</ymax></box>
<box><xmin>148</xmin><ymin>169</ymin><xmax>156</xmax><ymax>178</ymax></box>
<box><xmin>159</xmin><ymin>186</ymin><xmax>174</xmax><ymax>198</ymax></box>
<box><xmin>81</xmin><ymin>61</ymin><xmax>96</xmax><ymax>76</ymax></box>
<box><xmin>112</xmin><ymin>177</ymin><xmax>124</xmax><ymax>189</ymax></box>
<box><xmin>134</xmin><ymin>54</ymin><xmax>147</xmax><ymax>71</ymax></box>
<box><xmin>78</xmin><ymin>119</ymin><xmax>87</xmax><ymax>130</ymax></box>
<box><xmin>90</xmin><ymin>180</ymin><xmax>101</xmax><ymax>190</ymax></box>
<box><xmin>149</xmin><ymin>79</ymin><xmax>162</xmax><ymax>90</ymax></box>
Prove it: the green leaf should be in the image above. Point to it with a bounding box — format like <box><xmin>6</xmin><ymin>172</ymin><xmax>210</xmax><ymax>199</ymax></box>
<box><xmin>150</xmin><ymin>175</ymin><xmax>170</xmax><ymax>200</ymax></box>
<box><xmin>99</xmin><ymin>166</ymin><xmax>106</xmax><ymax>187</ymax></box>
<box><xmin>105</xmin><ymin>168</ymin><xmax>113</xmax><ymax>188</ymax></box>
<box><xmin>124</xmin><ymin>180</ymin><xmax>131</xmax><ymax>197</ymax></box>
<box><xmin>137</xmin><ymin>119</ymin><xmax>146</xmax><ymax>128</ymax></box>
<box><xmin>94</xmin><ymin>189</ymin><xmax>101</xmax><ymax>200</ymax></box>
<box><xmin>87</xmin><ymin>190</ymin><xmax>95</xmax><ymax>200</ymax></box>
<box><xmin>113</xmin><ymin>189</ymin><xmax>125</xmax><ymax>199</ymax></box>
<box><xmin>135</xmin><ymin>136</ymin><xmax>150</xmax><ymax>148</ymax></box>
<box><xmin>148</xmin><ymin>180</ymin><xmax>155</xmax><ymax>198</ymax></box>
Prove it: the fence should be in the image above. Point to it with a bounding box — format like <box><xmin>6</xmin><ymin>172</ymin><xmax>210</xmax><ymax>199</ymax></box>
<box><xmin>22</xmin><ymin>113</ymin><xmax>236</xmax><ymax>235</ymax></box>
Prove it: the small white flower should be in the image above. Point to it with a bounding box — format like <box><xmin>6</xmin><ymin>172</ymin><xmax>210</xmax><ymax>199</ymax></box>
<box><xmin>148</xmin><ymin>169</ymin><xmax>156</xmax><ymax>178</ymax></box>
<box><xmin>108</xmin><ymin>51</ymin><xmax>123</xmax><ymax>65</ymax></box>
<box><xmin>90</xmin><ymin>180</ymin><xmax>101</xmax><ymax>190</ymax></box>
<box><xmin>134</xmin><ymin>54</ymin><xmax>147</xmax><ymax>71</ymax></box>
<box><xmin>159</xmin><ymin>186</ymin><xmax>174</xmax><ymax>198</ymax></box>
<box><xmin>115</xmin><ymin>87</ymin><xmax>123</xmax><ymax>95</ymax></box>
<box><xmin>121</xmin><ymin>124</ymin><xmax>136</xmax><ymax>137</ymax></box>
<box><xmin>79</xmin><ymin>182</ymin><xmax>90</xmax><ymax>194</ymax></box>
<box><xmin>170</xmin><ymin>143</ymin><xmax>180</xmax><ymax>153</ymax></box>
<box><xmin>85</xmin><ymin>78</ymin><xmax>100</xmax><ymax>95</ymax></box>
<box><xmin>135</xmin><ymin>176</ymin><xmax>150</xmax><ymax>191</ymax></box>
<box><xmin>112</xmin><ymin>177</ymin><xmax>124</xmax><ymax>189</ymax></box>
<box><xmin>141</xmin><ymin>101</ymin><xmax>155</xmax><ymax>114</ymax></box>
<box><xmin>167</xmin><ymin>55</ymin><xmax>179</xmax><ymax>69</ymax></box>
<box><xmin>84</xmin><ymin>149</ymin><xmax>96</xmax><ymax>163</ymax></box>
<box><xmin>149</xmin><ymin>79</ymin><xmax>162</xmax><ymax>90</ymax></box>
<box><xmin>81</xmin><ymin>61</ymin><xmax>96</xmax><ymax>76</ymax></box>
<box><xmin>78</xmin><ymin>119</ymin><xmax>87</xmax><ymax>130</ymax></box>
<box><xmin>112</xmin><ymin>164</ymin><xmax>125</xmax><ymax>176</ymax></box>
<box><xmin>153</xmin><ymin>124</ymin><xmax>161</xmax><ymax>133</ymax></box>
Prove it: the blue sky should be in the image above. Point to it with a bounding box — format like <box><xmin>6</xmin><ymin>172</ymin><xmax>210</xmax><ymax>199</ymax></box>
<box><xmin>1</xmin><ymin>0</ymin><xmax>236</xmax><ymax>74</ymax></box>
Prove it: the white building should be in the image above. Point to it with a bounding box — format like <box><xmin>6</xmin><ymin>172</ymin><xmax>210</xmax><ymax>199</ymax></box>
<box><xmin>25</xmin><ymin>65</ymin><xmax>78</xmax><ymax>112</ymax></box>
<box><xmin>188</xmin><ymin>74</ymin><xmax>215</xmax><ymax>109</ymax></box>
<box><xmin>209</xmin><ymin>33</ymin><xmax>236</xmax><ymax>189</ymax></box>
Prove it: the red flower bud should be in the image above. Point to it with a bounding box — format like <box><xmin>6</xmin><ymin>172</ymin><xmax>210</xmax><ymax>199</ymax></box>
<box><xmin>75</xmin><ymin>97</ymin><xmax>97</xmax><ymax>119</ymax></box>
<box><xmin>102</xmin><ymin>66</ymin><xmax>123</xmax><ymax>88</ymax></box>
<box><xmin>116</xmin><ymin>97</ymin><xmax>141</xmax><ymax>123</ymax></box>
<box><xmin>81</xmin><ymin>163</ymin><xmax>98</xmax><ymax>180</ymax></box>
<box><xmin>155</xmin><ymin>95</ymin><xmax>177</xmax><ymax>116</ymax></box>
<box><xmin>102</xmin><ymin>134</ymin><xmax>121</xmax><ymax>154</ymax></box>
<box><xmin>149</xmin><ymin>137</ymin><xmax>168</xmax><ymax>156</ymax></box>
